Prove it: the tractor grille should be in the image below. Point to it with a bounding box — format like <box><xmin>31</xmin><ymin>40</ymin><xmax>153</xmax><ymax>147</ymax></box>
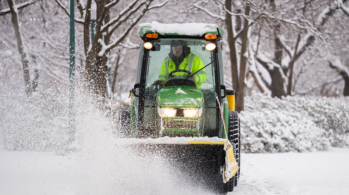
<box><xmin>163</xmin><ymin>119</ymin><xmax>197</xmax><ymax>129</ymax></box>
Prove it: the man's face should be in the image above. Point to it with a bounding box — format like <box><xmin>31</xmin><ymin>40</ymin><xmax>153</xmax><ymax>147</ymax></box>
<box><xmin>172</xmin><ymin>46</ymin><xmax>183</xmax><ymax>58</ymax></box>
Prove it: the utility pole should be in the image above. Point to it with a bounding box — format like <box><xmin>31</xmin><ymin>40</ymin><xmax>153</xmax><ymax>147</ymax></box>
<box><xmin>69</xmin><ymin>0</ymin><xmax>75</xmax><ymax>139</ymax></box>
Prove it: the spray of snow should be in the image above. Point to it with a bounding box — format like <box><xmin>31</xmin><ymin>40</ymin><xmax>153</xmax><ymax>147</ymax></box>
<box><xmin>70</xmin><ymin>90</ymin><xmax>216</xmax><ymax>194</ymax></box>
<box><xmin>74</xmin><ymin>121</ymin><xmax>215</xmax><ymax>194</ymax></box>
<box><xmin>0</xmin><ymin>88</ymin><xmax>216</xmax><ymax>195</ymax></box>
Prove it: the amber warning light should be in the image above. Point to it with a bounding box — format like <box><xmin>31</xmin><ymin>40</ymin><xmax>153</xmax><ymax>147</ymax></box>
<box><xmin>145</xmin><ymin>33</ymin><xmax>159</xmax><ymax>39</ymax></box>
<box><xmin>204</xmin><ymin>34</ymin><xmax>217</xmax><ymax>40</ymax></box>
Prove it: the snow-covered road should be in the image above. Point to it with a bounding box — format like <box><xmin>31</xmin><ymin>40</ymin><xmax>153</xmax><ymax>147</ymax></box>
<box><xmin>1</xmin><ymin>148</ymin><xmax>348</xmax><ymax>195</ymax></box>
<box><xmin>234</xmin><ymin>148</ymin><xmax>349</xmax><ymax>195</ymax></box>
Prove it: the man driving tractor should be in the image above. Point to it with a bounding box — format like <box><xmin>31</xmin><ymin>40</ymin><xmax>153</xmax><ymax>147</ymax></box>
<box><xmin>123</xmin><ymin>24</ymin><xmax>241</xmax><ymax>193</ymax></box>
<box><xmin>158</xmin><ymin>40</ymin><xmax>207</xmax><ymax>88</ymax></box>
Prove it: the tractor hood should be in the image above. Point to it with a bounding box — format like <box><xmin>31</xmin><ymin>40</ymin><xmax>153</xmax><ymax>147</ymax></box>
<box><xmin>157</xmin><ymin>86</ymin><xmax>204</xmax><ymax>108</ymax></box>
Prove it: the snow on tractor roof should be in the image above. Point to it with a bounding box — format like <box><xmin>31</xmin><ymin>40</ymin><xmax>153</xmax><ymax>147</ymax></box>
<box><xmin>138</xmin><ymin>21</ymin><xmax>223</xmax><ymax>37</ymax></box>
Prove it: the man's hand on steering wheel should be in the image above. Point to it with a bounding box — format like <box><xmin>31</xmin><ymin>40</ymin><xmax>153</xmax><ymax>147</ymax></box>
<box><xmin>168</xmin><ymin>69</ymin><xmax>192</xmax><ymax>78</ymax></box>
<box><xmin>152</xmin><ymin>80</ymin><xmax>165</xmax><ymax>88</ymax></box>
<box><xmin>188</xmin><ymin>75</ymin><xmax>196</xmax><ymax>82</ymax></box>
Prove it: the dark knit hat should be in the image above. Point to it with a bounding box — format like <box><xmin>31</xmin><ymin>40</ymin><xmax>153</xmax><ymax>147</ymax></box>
<box><xmin>170</xmin><ymin>40</ymin><xmax>187</xmax><ymax>47</ymax></box>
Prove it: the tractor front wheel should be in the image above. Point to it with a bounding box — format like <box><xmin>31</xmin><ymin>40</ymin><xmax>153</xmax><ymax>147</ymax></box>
<box><xmin>223</xmin><ymin>176</ymin><xmax>235</xmax><ymax>193</ymax></box>
<box><xmin>228</xmin><ymin>111</ymin><xmax>241</xmax><ymax>187</ymax></box>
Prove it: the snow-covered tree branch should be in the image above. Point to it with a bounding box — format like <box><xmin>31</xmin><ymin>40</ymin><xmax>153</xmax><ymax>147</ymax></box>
<box><xmin>328</xmin><ymin>59</ymin><xmax>349</xmax><ymax>96</ymax></box>
<box><xmin>0</xmin><ymin>0</ymin><xmax>37</xmax><ymax>16</ymax></box>
<box><xmin>57</xmin><ymin>0</ymin><xmax>168</xmax><ymax>98</ymax></box>
<box><xmin>54</xmin><ymin>0</ymin><xmax>84</xmax><ymax>24</ymax></box>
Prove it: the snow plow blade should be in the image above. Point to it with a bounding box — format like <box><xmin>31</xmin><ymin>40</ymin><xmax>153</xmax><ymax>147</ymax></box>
<box><xmin>116</xmin><ymin>137</ymin><xmax>238</xmax><ymax>186</ymax></box>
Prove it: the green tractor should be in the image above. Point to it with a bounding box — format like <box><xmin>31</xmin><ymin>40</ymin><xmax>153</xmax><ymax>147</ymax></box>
<box><xmin>119</xmin><ymin>22</ymin><xmax>241</xmax><ymax>194</ymax></box>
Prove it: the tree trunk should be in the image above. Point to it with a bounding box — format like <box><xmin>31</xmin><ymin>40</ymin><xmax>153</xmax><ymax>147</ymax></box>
<box><xmin>329</xmin><ymin>62</ymin><xmax>349</xmax><ymax>96</ymax></box>
<box><xmin>8</xmin><ymin>0</ymin><xmax>32</xmax><ymax>95</ymax></box>
<box><xmin>84</xmin><ymin>0</ymin><xmax>107</xmax><ymax>96</ymax></box>
<box><xmin>249</xmin><ymin>70</ymin><xmax>265</xmax><ymax>93</ymax></box>
<box><xmin>83</xmin><ymin>0</ymin><xmax>92</xmax><ymax>56</ymax></box>
<box><xmin>111</xmin><ymin>52</ymin><xmax>120</xmax><ymax>94</ymax></box>
<box><xmin>235</xmin><ymin>4</ymin><xmax>250</xmax><ymax>112</ymax></box>
<box><xmin>270</xmin><ymin>0</ymin><xmax>285</xmax><ymax>98</ymax></box>
<box><xmin>225</xmin><ymin>0</ymin><xmax>239</xmax><ymax>92</ymax></box>
<box><xmin>94</xmin><ymin>55</ymin><xmax>108</xmax><ymax>97</ymax></box>
<box><xmin>270</xmin><ymin>0</ymin><xmax>282</xmax><ymax>65</ymax></box>
<box><xmin>287</xmin><ymin>34</ymin><xmax>301</xmax><ymax>95</ymax></box>
<box><xmin>32</xmin><ymin>69</ymin><xmax>39</xmax><ymax>92</ymax></box>
<box><xmin>270</xmin><ymin>67</ymin><xmax>286</xmax><ymax>97</ymax></box>
<box><xmin>104</xmin><ymin>1</ymin><xmax>111</xmax><ymax>97</ymax></box>
<box><xmin>234</xmin><ymin>6</ymin><xmax>242</xmax><ymax>32</ymax></box>
<box><xmin>85</xmin><ymin>50</ymin><xmax>95</xmax><ymax>90</ymax></box>
<box><xmin>344</xmin><ymin>77</ymin><xmax>349</xmax><ymax>96</ymax></box>
<box><xmin>93</xmin><ymin>0</ymin><xmax>111</xmax><ymax>98</ymax></box>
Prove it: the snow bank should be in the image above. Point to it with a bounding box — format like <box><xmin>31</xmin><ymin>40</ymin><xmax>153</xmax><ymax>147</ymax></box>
<box><xmin>241</xmin><ymin>93</ymin><xmax>349</xmax><ymax>153</ymax></box>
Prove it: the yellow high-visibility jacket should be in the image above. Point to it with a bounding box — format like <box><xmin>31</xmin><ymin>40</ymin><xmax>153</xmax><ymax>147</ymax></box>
<box><xmin>158</xmin><ymin>52</ymin><xmax>207</xmax><ymax>88</ymax></box>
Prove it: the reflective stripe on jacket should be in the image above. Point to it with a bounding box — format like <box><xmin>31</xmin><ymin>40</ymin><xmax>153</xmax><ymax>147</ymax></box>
<box><xmin>159</xmin><ymin>52</ymin><xmax>207</xmax><ymax>88</ymax></box>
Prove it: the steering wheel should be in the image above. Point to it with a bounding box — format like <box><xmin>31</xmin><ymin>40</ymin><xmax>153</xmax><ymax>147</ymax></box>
<box><xmin>168</xmin><ymin>70</ymin><xmax>192</xmax><ymax>79</ymax></box>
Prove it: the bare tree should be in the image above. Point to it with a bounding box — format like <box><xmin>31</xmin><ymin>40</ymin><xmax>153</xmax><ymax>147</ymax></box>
<box><xmin>329</xmin><ymin>60</ymin><xmax>349</xmax><ymax>96</ymax></box>
<box><xmin>0</xmin><ymin>0</ymin><xmax>37</xmax><ymax>16</ymax></box>
<box><xmin>191</xmin><ymin>0</ymin><xmax>349</xmax><ymax>111</ymax></box>
<box><xmin>194</xmin><ymin>0</ymin><xmax>253</xmax><ymax>112</ymax></box>
<box><xmin>56</xmin><ymin>0</ymin><xmax>167</xmax><ymax>98</ymax></box>
<box><xmin>4</xmin><ymin>0</ymin><xmax>39</xmax><ymax>95</ymax></box>
<box><xmin>255</xmin><ymin>0</ymin><xmax>349</xmax><ymax>97</ymax></box>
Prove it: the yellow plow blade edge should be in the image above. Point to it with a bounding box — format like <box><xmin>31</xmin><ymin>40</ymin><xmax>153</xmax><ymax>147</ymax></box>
<box><xmin>115</xmin><ymin>137</ymin><xmax>238</xmax><ymax>183</ymax></box>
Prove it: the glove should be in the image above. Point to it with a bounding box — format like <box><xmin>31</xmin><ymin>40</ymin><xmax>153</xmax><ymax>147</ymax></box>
<box><xmin>152</xmin><ymin>80</ymin><xmax>165</xmax><ymax>86</ymax></box>
<box><xmin>189</xmin><ymin>75</ymin><xmax>196</xmax><ymax>82</ymax></box>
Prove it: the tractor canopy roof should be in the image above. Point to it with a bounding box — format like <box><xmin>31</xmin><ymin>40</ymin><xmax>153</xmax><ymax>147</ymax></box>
<box><xmin>138</xmin><ymin>22</ymin><xmax>223</xmax><ymax>38</ymax></box>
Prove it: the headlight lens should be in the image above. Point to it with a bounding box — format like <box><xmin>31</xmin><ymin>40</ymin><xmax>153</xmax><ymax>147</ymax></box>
<box><xmin>205</xmin><ymin>42</ymin><xmax>216</xmax><ymax>51</ymax></box>
<box><xmin>144</xmin><ymin>42</ymin><xmax>153</xmax><ymax>50</ymax></box>
<box><xmin>161</xmin><ymin>108</ymin><xmax>177</xmax><ymax>117</ymax></box>
<box><xmin>183</xmin><ymin>108</ymin><xmax>199</xmax><ymax>118</ymax></box>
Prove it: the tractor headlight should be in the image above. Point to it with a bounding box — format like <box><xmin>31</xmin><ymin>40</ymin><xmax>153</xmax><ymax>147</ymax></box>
<box><xmin>161</xmin><ymin>108</ymin><xmax>177</xmax><ymax>117</ymax></box>
<box><xmin>205</xmin><ymin>42</ymin><xmax>216</xmax><ymax>51</ymax></box>
<box><xmin>183</xmin><ymin>108</ymin><xmax>199</xmax><ymax>118</ymax></box>
<box><xmin>144</xmin><ymin>42</ymin><xmax>153</xmax><ymax>50</ymax></box>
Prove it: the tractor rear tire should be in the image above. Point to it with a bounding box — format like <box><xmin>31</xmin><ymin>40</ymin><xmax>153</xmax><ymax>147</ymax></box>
<box><xmin>228</xmin><ymin>111</ymin><xmax>241</xmax><ymax>187</ymax></box>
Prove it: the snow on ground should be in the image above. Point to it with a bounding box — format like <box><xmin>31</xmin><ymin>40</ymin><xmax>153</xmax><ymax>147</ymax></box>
<box><xmin>234</xmin><ymin>148</ymin><xmax>349</xmax><ymax>195</ymax></box>
<box><xmin>0</xmin><ymin>124</ymin><xmax>216</xmax><ymax>195</ymax></box>
<box><xmin>1</xmin><ymin>147</ymin><xmax>349</xmax><ymax>195</ymax></box>
<box><xmin>1</xmin><ymin>91</ymin><xmax>349</xmax><ymax>194</ymax></box>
